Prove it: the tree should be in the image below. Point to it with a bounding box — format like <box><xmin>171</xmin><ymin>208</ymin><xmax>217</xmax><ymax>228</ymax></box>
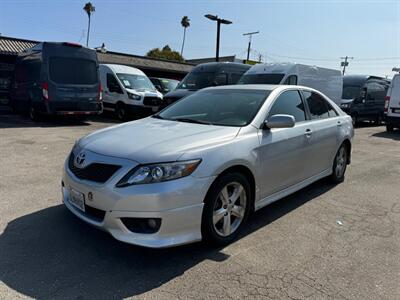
<box><xmin>83</xmin><ymin>2</ymin><xmax>95</xmax><ymax>47</ymax></box>
<box><xmin>146</xmin><ymin>45</ymin><xmax>184</xmax><ymax>62</ymax></box>
<box><xmin>180</xmin><ymin>16</ymin><xmax>190</xmax><ymax>56</ymax></box>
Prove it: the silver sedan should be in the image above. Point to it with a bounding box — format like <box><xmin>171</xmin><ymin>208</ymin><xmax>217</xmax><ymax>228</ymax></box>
<box><xmin>62</xmin><ymin>85</ymin><xmax>353</xmax><ymax>248</ymax></box>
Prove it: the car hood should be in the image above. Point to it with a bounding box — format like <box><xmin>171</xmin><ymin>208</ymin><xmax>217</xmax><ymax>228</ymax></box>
<box><xmin>164</xmin><ymin>89</ymin><xmax>196</xmax><ymax>101</ymax></box>
<box><xmin>79</xmin><ymin>117</ymin><xmax>240</xmax><ymax>163</ymax></box>
<box><xmin>125</xmin><ymin>88</ymin><xmax>162</xmax><ymax>98</ymax></box>
<box><xmin>340</xmin><ymin>98</ymin><xmax>354</xmax><ymax>104</ymax></box>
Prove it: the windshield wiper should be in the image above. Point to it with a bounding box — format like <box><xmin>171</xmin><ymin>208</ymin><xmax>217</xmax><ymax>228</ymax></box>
<box><xmin>173</xmin><ymin>118</ymin><xmax>212</xmax><ymax>125</ymax></box>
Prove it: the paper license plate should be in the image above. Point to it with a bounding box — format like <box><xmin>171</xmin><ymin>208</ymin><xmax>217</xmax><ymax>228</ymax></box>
<box><xmin>69</xmin><ymin>188</ymin><xmax>85</xmax><ymax>212</ymax></box>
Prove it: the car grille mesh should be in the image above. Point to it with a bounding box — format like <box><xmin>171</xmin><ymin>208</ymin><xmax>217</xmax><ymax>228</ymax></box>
<box><xmin>143</xmin><ymin>96</ymin><xmax>162</xmax><ymax>106</ymax></box>
<box><xmin>68</xmin><ymin>153</ymin><xmax>121</xmax><ymax>183</ymax></box>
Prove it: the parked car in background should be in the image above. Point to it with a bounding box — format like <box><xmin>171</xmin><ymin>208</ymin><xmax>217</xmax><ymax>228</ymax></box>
<box><xmin>149</xmin><ymin>77</ymin><xmax>179</xmax><ymax>95</ymax></box>
<box><xmin>162</xmin><ymin>62</ymin><xmax>250</xmax><ymax>107</ymax></box>
<box><xmin>100</xmin><ymin>64</ymin><xmax>163</xmax><ymax>120</ymax></box>
<box><xmin>238</xmin><ymin>63</ymin><xmax>343</xmax><ymax>104</ymax></box>
<box><xmin>10</xmin><ymin>42</ymin><xmax>102</xmax><ymax>121</ymax></box>
<box><xmin>340</xmin><ymin>75</ymin><xmax>390</xmax><ymax>125</ymax></box>
<box><xmin>62</xmin><ymin>84</ymin><xmax>353</xmax><ymax>248</ymax></box>
<box><xmin>384</xmin><ymin>73</ymin><xmax>400</xmax><ymax>131</ymax></box>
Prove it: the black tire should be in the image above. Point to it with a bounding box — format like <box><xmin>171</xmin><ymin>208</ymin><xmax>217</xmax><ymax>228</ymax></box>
<box><xmin>28</xmin><ymin>103</ymin><xmax>41</xmax><ymax>122</ymax></box>
<box><xmin>386</xmin><ymin>124</ymin><xmax>394</xmax><ymax>132</ymax></box>
<box><xmin>351</xmin><ymin>114</ymin><xmax>358</xmax><ymax>126</ymax></box>
<box><xmin>374</xmin><ymin>115</ymin><xmax>383</xmax><ymax>125</ymax></box>
<box><xmin>330</xmin><ymin>143</ymin><xmax>348</xmax><ymax>184</ymax></box>
<box><xmin>115</xmin><ymin>103</ymin><xmax>127</xmax><ymax>121</ymax></box>
<box><xmin>201</xmin><ymin>172</ymin><xmax>252</xmax><ymax>246</ymax></box>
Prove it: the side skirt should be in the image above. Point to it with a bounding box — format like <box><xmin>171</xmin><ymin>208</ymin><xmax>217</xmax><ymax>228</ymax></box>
<box><xmin>254</xmin><ymin>169</ymin><xmax>331</xmax><ymax>211</ymax></box>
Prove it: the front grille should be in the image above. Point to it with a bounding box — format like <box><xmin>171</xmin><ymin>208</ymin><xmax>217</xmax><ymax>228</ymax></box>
<box><xmin>143</xmin><ymin>96</ymin><xmax>162</xmax><ymax>106</ymax></box>
<box><xmin>68</xmin><ymin>153</ymin><xmax>121</xmax><ymax>183</ymax></box>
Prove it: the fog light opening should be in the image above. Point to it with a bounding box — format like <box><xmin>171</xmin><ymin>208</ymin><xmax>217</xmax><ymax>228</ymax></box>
<box><xmin>121</xmin><ymin>217</ymin><xmax>161</xmax><ymax>234</ymax></box>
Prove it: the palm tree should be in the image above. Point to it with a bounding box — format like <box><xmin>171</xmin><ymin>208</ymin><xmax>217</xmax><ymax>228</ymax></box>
<box><xmin>180</xmin><ymin>16</ymin><xmax>190</xmax><ymax>57</ymax></box>
<box><xmin>83</xmin><ymin>2</ymin><xmax>95</xmax><ymax>47</ymax></box>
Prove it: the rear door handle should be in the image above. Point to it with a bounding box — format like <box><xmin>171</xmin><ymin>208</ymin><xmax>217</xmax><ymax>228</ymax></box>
<box><xmin>305</xmin><ymin>129</ymin><xmax>313</xmax><ymax>137</ymax></box>
<box><xmin>337</xmin><ymin>121</ymin><xmax>342</xmax><ymax>127</ymax></box>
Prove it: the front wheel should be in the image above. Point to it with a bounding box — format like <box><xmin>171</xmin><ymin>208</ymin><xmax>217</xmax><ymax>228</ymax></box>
<box><xmin>115</xmin><ymin>103</ymin><xmax>127</xmax><ymax>121</ymax></box>
<box><xmin>201</xmin><ymin>173</ymin><xmax>251</xmax><ymax>246</ymax></box>
<box><xmin>330</xmin><ymin>143</ymin><xmax>348</xmax><ymax>183</ymax></box>
<box><xmin>386</xmin><ymin>124</ymin><xmax>394</xmax><ymax>132</ymax></box>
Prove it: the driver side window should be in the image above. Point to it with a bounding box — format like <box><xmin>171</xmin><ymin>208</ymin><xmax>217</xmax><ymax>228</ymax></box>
<box><xmin>268</xmin><ymin>90</ymin><xmax>306</xmax><ymax>123</ymax></box>
<box><xmin>107</xmin><ymin>73</ymin><xmax>123</xmax><ymax>94</ymax></box>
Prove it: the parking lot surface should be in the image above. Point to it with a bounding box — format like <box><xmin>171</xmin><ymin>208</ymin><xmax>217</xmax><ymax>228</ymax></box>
<box><xmin>0</xmin><ymin>113</ymin><xmax>399</xmax><ymax>299</ymax></box>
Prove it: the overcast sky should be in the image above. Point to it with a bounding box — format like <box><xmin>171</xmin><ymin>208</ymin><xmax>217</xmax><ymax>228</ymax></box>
<box><xmin>1</xmin><ymin>0</ymin><xmax>399</xmax><ymax>77</ymax></box>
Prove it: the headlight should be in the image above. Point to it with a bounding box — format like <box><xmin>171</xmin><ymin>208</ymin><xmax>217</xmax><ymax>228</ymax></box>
<box><xmin>341</xmin><ymin>103</ymin><xmax>350</xmax><ymax>108</ymax></box>
<box><xmin>116</xmin><ymin>159</ymin><xmax>202</xmax><ymax>187</ymax></box>
<box><xmin>128</xmin><ymin>92</ymin><xmax>141</xmax><ymax>100</ymax></box>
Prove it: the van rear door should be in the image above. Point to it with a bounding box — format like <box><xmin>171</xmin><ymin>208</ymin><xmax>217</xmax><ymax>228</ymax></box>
<box><xmin>48</xmin><ymin>56</ymin><xmax>100</xmax><ymax>112</ymax></box>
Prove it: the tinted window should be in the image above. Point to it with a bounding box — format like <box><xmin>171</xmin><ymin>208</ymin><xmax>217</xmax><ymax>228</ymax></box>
<box><xmin>230</xmin><ymin>73</ymin><xmax>243</xmax><ymax>84</ymax></box>
<box><xmin>342</xmin><ymin>85</ymin><xmax>361</xmax><ymax>99</ymax></box>
<box><xmin>160</xmin><ymin>79</ymin><xmax>179</xmax><ymax>92</ymax></box>
<box><xmin>304</xmin><ymin>91</ymin><xmax>330</xmax><ymax>120</ymax></box>
<box><xmin>176</xmin><ymin>72</ymin><xmax>215</xmax><ymax>90</ymax></box>
<box><xmin>158</xmin><ymin>89</ymin><xmax>270</xmax><ymax>126</ymax></box>
<box><xmin>239</xmin><ymin>73</ymin><xmax>284</xmax><ymax>85</ymax></box>
<box><xmin>49</xmin><ymin>57</ymin><xmax>97</xmax><ymax>85</ymax></box>
<box><xmin>268</xmin><ymin>90</ymin><xmax>306</xmax><ymax>122</ymax></box>
<box><xmin>284</xmin><ymin>75</ymin><xmax>297</xmax><ymax>85</ymax></box>
<box><xmin>107</xmin><ymin>73</ymin><xmax>123</xmax><ymax>93</ymax></box>
<box><xmin>365</xmin><ymin>81</ymin><xmax>388</xmax><ymax>101</ymax></box>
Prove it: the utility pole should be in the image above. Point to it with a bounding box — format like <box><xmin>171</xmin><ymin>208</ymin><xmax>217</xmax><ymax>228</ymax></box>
<box><xmin>205</xmin><ymin>14</ymin><xmax>232</xmax><ymax>62</ymax></box>
<box><xmin>243</xmin><ymin>31</ymin><xmax>259</xmax><ymax>62</ymax></box>
<box><xmin>340</xmin><ymin>56</ymin><xmax>354</xmax><ymax>75</ymax></box>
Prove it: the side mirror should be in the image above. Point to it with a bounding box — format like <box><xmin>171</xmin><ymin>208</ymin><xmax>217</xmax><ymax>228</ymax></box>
<box><xmin>264</xmin><ymin>114</ymin><xmax>295</xmax><ymax>129</ymax></box>
<box><xmin>155</xmin><ymin>85</ymin><xmax>162</xmax><ymax>92</ymax></box>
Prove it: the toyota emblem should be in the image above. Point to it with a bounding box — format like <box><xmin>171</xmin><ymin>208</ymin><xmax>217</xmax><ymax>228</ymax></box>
<box><xmin>75</xmin><ymin>151</ymin><xmax>86</xmax><ymax>166</ymax></box>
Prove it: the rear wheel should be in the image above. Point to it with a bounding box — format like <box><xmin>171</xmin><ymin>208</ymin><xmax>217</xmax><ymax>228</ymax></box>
<box><xmin>202</xmin><ymin>173</ymin><xmax>251</xmax><ymax>246</ymax></box>
<box><xmin>386</xmin><ymin>124</ymin><xmax>394</xmax><ymax>132</ymax></box>
<box><xmin>115</xmin><ymin>103</ymin><xmax>127</xmax><ymax>121</ymax></box>
<box><xmin>351</xmin><ymin>114</ymin><xmax>358</xmax><ymax>126</ymax></box>
<box><xmin>28</xmin><ymin>103</ymin><xmax>41</xmax><ymax>121</ymax></box>
<box><xmin>330</xmin><ymin>143</ymin><xmax>348</xmax><ymax>183</ymax></box>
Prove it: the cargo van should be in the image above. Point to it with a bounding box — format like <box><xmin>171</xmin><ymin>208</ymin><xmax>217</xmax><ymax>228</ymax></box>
<box><xmin>238</xmin><ymin>63</ymin><xmax>343</xmax><ymax>104</ymax></box>
<box><xmin>340</xmin><ymin>75</ymin><xmax>390</xmax><ymax>125</ymax></box>
<box><xmin>163</xmin><ymin>62</ymin><xmax>250</xmax><ymax>106</ymax></box>
<box><xmin>100</xmin><ymin>64</ymin><xmax>163</xmax><ymax>120</ymax></box>
<box><xmin>384</xmin><ymin>73</ymin><xmax>400</xmax><ymax>131</ymax></box>
<box><xmin>10</xmin><ymin>42</ymin><xmax>102</xmax><ymax>121</ymax></box>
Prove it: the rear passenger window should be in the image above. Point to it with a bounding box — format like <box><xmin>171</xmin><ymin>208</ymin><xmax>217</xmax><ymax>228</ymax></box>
<box><xmin>284</xmin><ymin>75</ymin><xmax>298</xmax><ymax>85</ymax></box>
<box><xmin>107</xmin><ymin>73</ymin><xmax>123</xmax><ymax>93</ymax></box>
<box><xmin>303</xmin><ymin>91</ymin><xmax>330</xmax><ymax>120</ymax></box>
<box><xmin>268</xmin><ymin>90</ymin><xmax>306</xmax><ymax>122</ymax></box>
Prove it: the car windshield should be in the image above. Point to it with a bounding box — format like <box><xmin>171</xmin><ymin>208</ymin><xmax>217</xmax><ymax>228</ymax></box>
<box><xmin>116</xmin><ymin>73</ymin><xmax>156</xmax><ymax>92</ymax></box>
<box><xmin>238</xmin><ymin>73</ymin><xmax>284</xmax><ymax>85</ymax></box>
<box><xmin>176</xmin><ymin>72</ymin><xmax>215</xmax><ymax>90</ymax></box>
<box><xmin>161</xmin><ymin>79</ymin><xmax>179</xmax><ymax>92</ymax></box>
<box><xmin>342</xmin><ymin>85</ymin><xmax>360</xmax><ymax>99</ymax></box>
<box><xmin>157</xmin><ymin>89</ymin><xmax>270</xmax><ymax>127</ymax></box>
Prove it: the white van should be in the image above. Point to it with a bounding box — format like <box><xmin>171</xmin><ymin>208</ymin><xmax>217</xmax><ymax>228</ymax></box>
<box><xmin>238</xmin><ymin>63</ymin><xmax>343</xmax><ymax>104</ymax></box>
<box><xmin>100</xmin><ymin>64</ymin><xmax>163</xmax><ymax>120</ymax></box>
<box><xmin>384</xmin><ymin>73</ymin><xmax>400</xmax><ymax>131</ymax></box>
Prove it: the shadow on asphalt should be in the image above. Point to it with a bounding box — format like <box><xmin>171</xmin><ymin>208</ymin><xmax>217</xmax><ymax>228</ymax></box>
<box><xmin>0</xmin><ymin>111</ymin><xmax>124</xmax><ymax>129</ymax></box>
<box><xmin>372</xmin><ymin>130</ymin><xmax>400</xmax><ymax>141</ymax></box>
<box><xmin>0</xmin><ymin>179</ymin><xmax>335</xmax><ymax>299</ymax></box>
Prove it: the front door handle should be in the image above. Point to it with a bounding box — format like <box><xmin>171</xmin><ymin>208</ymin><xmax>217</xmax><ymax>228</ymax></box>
<box><xmin>305</xmin><ymin>129</ymin><xmax>313</xmax><ymax>137</ymax></box>
<box><xmin>337</xmin><ymin>121</ymin><xmax>342</xmax><ymax>127</ymax></box>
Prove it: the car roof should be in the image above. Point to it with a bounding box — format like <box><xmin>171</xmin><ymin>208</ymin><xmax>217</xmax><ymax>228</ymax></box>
<box><xmin>201</xmin><ymin>84</ymin><xmax>320</xmax><ymax>92</ymax></box>
<box><xmin>101</xmin><ymin>64</ymin><xmax>145</xmax><ymax>76</ymax></box>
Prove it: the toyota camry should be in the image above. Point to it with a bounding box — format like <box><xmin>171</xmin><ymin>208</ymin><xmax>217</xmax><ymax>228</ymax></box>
<box><xmin>62</xmin><ymin>85</ymin><xmax>353</xmax><ymax>248</ymax></box>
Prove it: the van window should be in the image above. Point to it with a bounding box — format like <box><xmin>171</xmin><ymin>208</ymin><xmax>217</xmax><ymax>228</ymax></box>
<box><xmin>342</xmin><ymin>85</ymin><xmax>361</xmax><ymax>100</ymax></box>
<box><xmin>176</xmin><ymin>72</ymin><xmax>215</xmax><ymax>90</ymax></box>
<box><xmin>303</xmin><ymin>91</ymin><xmax>330</xmax><ymax>120</ymax></box>
<box><xmin>239</xmin><ymin>73</ymin><xmax>284</xmax><ymax>85</ymax></box>
<box><xmin>214</xmin><ymin>73</ymin><xmax>228</xmax><ymax>86</ymax></box>
<box><xmin>230</xmin><ymin>73</ymin><xmax>243</xmax><ymax>84</ymax></box>
<box><xmin>365</xmin><ymin>81</ymin><xmax>387</xmax><ymax>101</ymax></box>
<box><xmin>49</xmin><ymin>57</ymin><xmax>97</xmax><ymax>85</ymax></box>
<box><xmin>107</xmin><ymin>73</ymin><xmax>123</xmax><ymax>93</ymax></box>
<box><xmin>268</xmin><ymin>90</ymin><xmax>306</xmax><ymax>122</ymax></box>
<box><xmin>284</xmin><ymin>75</ymin><xmax>297</xmax><ymax>85</ymax></box>
<box><xmin>116</xmin><ymin>73</ymin><xmax>156</xmax><ymax>92</ymax></box>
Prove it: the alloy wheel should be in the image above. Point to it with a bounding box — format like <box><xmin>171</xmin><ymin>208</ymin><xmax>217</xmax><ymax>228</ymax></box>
<box><xmin>335</xmin><ymin>146</ymin><xmax>347</xmax><ymax>178</ymax></box>
<box><xmin>212</xmin><ymin>182</ymin><xmax>247</xmax><ymax>237</ymax></box>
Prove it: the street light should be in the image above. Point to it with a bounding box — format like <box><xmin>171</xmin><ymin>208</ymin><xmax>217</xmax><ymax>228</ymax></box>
<box><xmin>205</xmin><ymin>14</ymin><xmax>232</xmax><ymax>62</ymax></box>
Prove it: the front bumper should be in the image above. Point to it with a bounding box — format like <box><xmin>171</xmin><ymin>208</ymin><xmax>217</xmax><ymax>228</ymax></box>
<box><xmin>62</xmin><ymin>156</ymin><xmax>215</xmax><ymax>248</ymax></box>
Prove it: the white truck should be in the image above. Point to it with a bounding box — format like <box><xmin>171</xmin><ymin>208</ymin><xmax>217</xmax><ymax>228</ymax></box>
<box><xmin>384</xmin><ymin>73</ymin><xmax>400</xmax><ymax>131</ymax></box>
<box><xmin>238</xmin><ymin>63</ymin><xmax>343</xmax><ymax>104</ymax></box>
<box><xmin>100</xmin><ymin>64</ymin><xmax>163</xmax><ymax>120</ymax></box>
